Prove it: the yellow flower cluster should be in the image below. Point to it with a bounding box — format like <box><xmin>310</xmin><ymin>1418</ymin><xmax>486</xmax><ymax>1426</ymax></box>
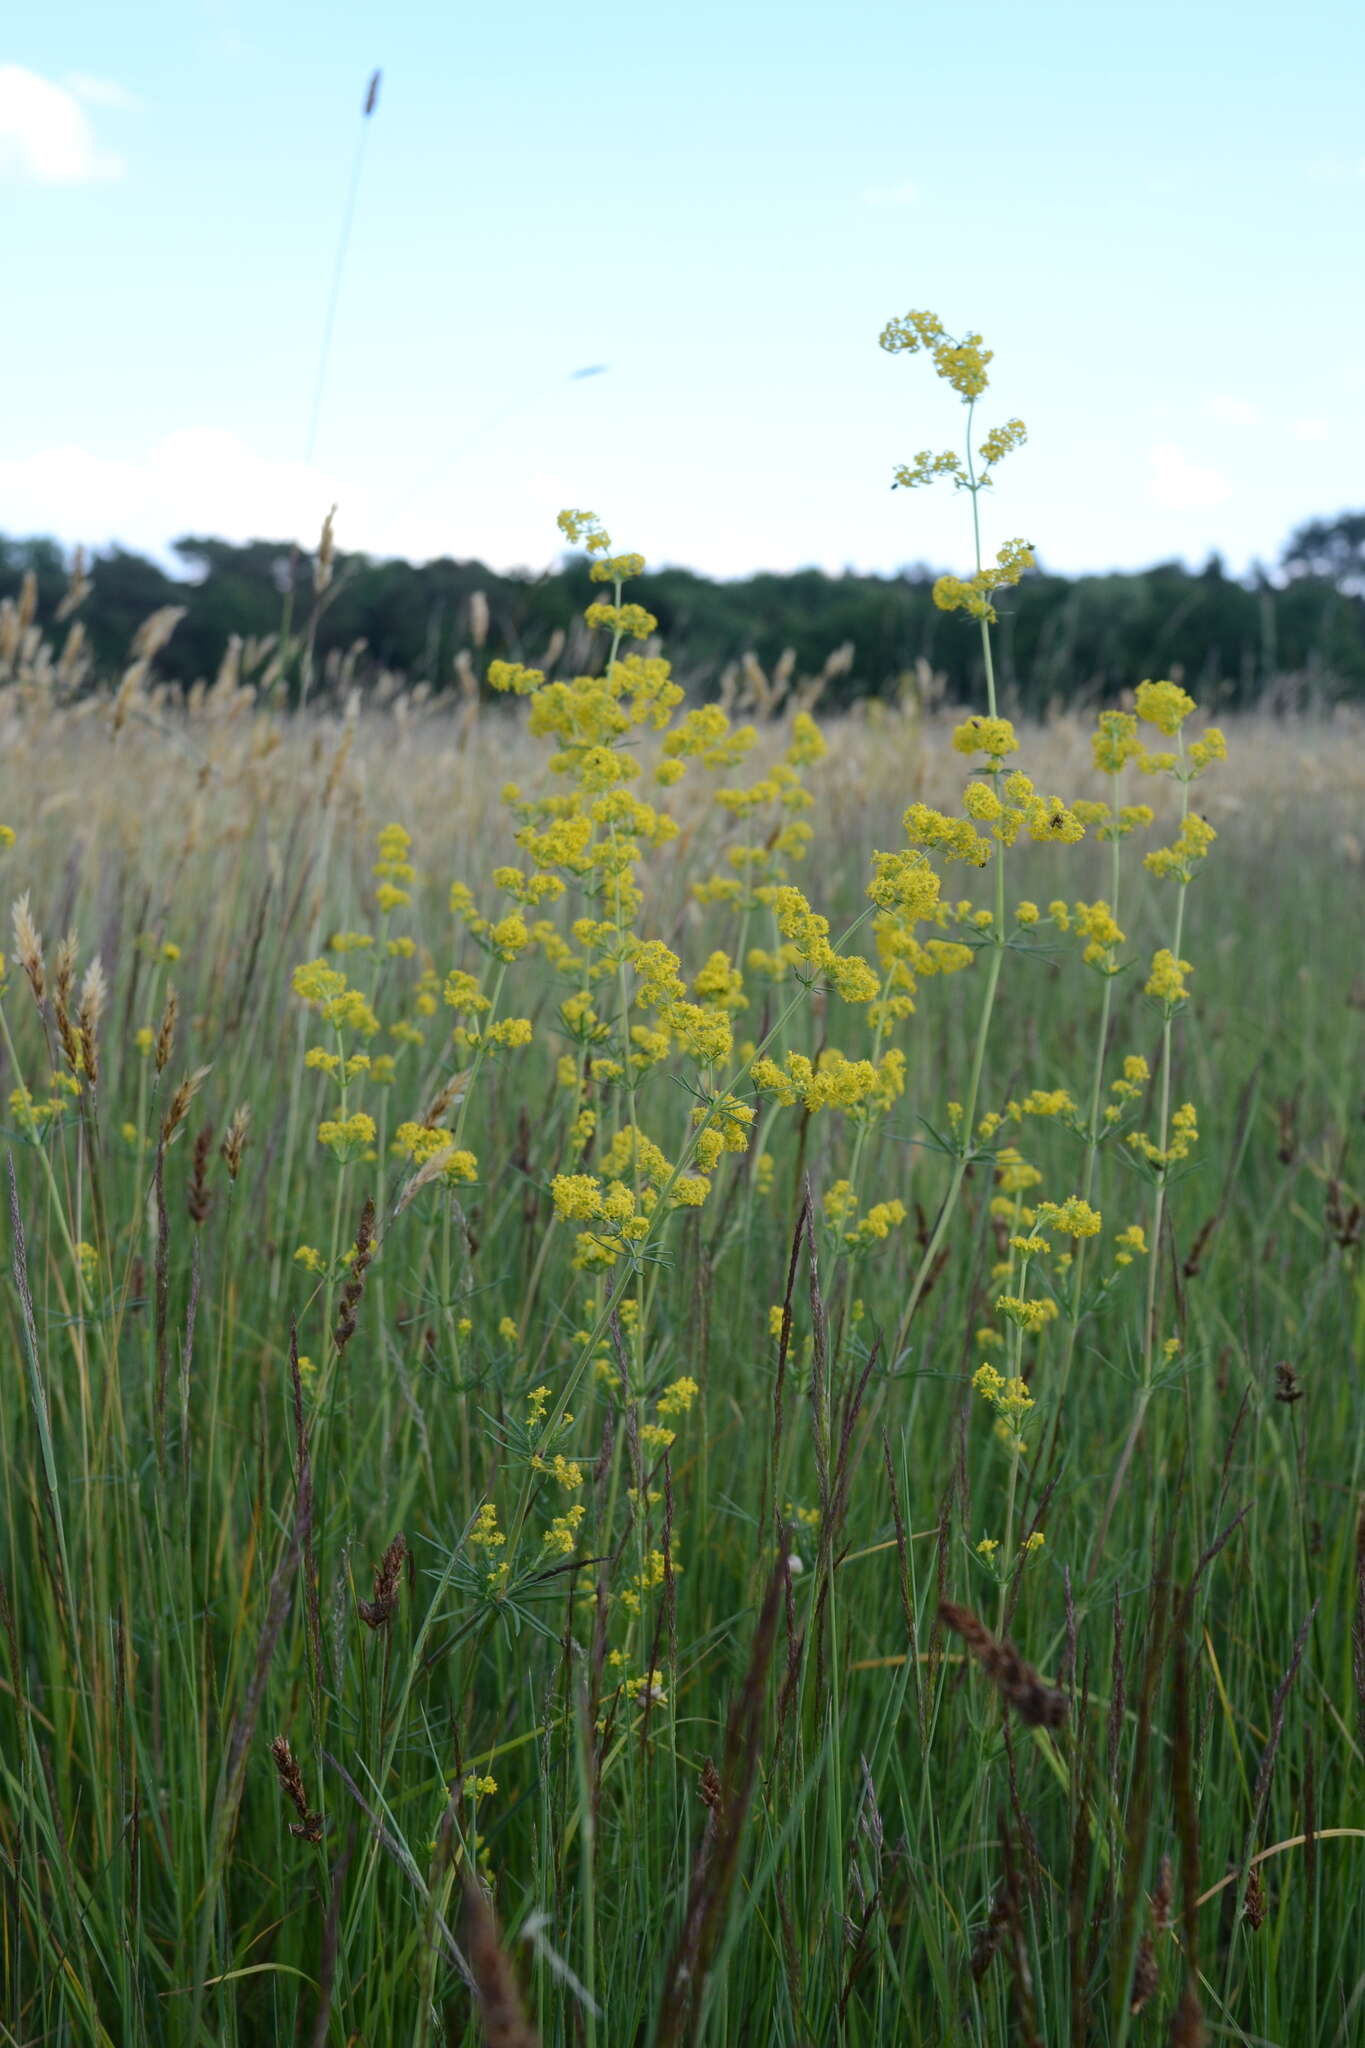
<box><xmin>994</xmin><ymin>1295</ymin><xmax>1059</xmax><ymax>1335</ymax></box>
<box><xmin>971</xmin><ymin>1362</ymin><xmax>1036</xmax><ymax>1455</ymax></box>
<box><xmin>1036</xmin><ymin>1196</ymin><xmax>1102</xmax><ymax>1239</ymax></box>
<box><xmin>392</xmin><ymin>1122</ymin><xmax>478</xmax><ymax>1182</ymax></box>
<box><xmin>1071</xmin><ymin>898</ymin><xmax>1124</xmax><ymax>968</ymax></box>
<box><xmin>373</xmin><ymin>822</ymin><xmax>414</xmax><ymax>911</ymax></box>
<box><xmin>1145</xmin><ymin>948</ymin><xmax>1192</xmax><ymax>1006</ymax></box>
<box><xmin>542</xmin><ymin>1503</ymin><xmax>586</xmax><ymax>1558</ymax></box>
<box><xmin>1129</xmin><ymin>1101</ymin><xmax>1199</xmax><ymax>1170</ymax></box>
<box><xmin>751</xmin><ymin>1045</ymin><xmax>904</xmax><ymax>1116</ymax></box>
<box><xmin>823</xmin><ymin>1179</ymin><xmax>908</xmax><ymax>1250</ymax></box>
<box><xmin>1113</xmin><ymin>1224</ymin><xmax>1148</xmax><ymax>1266</ymax></box>
<box><xmin>292</xmin><ymin>958</ymin><xmax>381</xmax><ymax>1037</ymax></box>
<box><xmin>1134</xmin><ymin>678</ymin><xmax>1195</xmax><ymax>735</ymax></box>
<box><xmin>932</xmin><ymin>540</ymin><xmax>1035</xmax><ymax>622</ymax></box>
<box><xmin>1144</xmin><ymin>813</ymin><xmax>1216</xmax><ymax>883</ymax></box>
<box><xmin>880</xmin><ymin>308</ymin><xmax>994</xmax><ymax>400</ymax></box>
<box><xmin>316</xmin><ymin>1111</ymin><xmax>376</xmax><ymax>1159</ymax></box>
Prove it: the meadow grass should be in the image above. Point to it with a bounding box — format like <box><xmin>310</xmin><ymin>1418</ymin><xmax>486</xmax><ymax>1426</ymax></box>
<box><xmin>1</xmin><ymin>324</ymin><xmax>1364</xmax><ymax>2048</ymax></box>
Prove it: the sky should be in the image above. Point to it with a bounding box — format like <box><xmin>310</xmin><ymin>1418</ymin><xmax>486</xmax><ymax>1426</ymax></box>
<box><xmin>2</xmin><ymin>0</ymin><xmax>1363</xmax><ymax>586</ymax></box>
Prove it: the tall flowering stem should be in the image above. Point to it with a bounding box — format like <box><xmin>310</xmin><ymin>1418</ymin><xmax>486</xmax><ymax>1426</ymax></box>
<box><xmin>879</xmin><ymin>311</ymin><xmax>1032</xmax><ymax>1363</ymax></box>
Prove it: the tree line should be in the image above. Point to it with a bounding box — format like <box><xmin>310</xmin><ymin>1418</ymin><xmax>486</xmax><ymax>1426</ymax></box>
<box><xmin>3</xmin><ymin>512</ymin><xmax>1364</xmax><ymax>711</ymax></box>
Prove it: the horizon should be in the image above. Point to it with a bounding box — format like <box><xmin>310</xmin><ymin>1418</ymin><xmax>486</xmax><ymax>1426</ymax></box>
<box><xmin>3</xmin><ymin>1</ymin><xmax>1363</xmax><ymax>584</ymax></box>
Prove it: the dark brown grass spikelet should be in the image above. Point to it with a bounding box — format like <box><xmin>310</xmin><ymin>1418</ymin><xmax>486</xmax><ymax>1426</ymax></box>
<box><xmin>270</xmin><ymin>1734</ymin><xmax>323</xmax><ymax>1842</ymax></box>
<box><xmin>938</xmin><ymin>1602</ymin><xmax>1066</xmax><ymax>1729</ymax></box>
<box><xmin>1129</xmin><ymin>1934</ymin><xmax>1159</xmax><ymax>2017</ymax></box>
<box><xmin>1243</xmin><ymin>1862</ymin><xmax>1267</xmax><ymax>1929</ymax></box>
<box><xmin>187</xmin><ymin>1123</ymin><xmax>214</xmax><ymax>1225</ymax></box>
<box><xmin>1168</xmin><ymin>1979</ymin><xmax>1207</xmax><ymax>2047</ymax></box>
<box><xmin>969</xmin><ymin>1884</ymin><xmax>1010</xmax><ymax>1982</ymax></box>
<box><xmin>1326</xmin><ymin>1177</ymin><xmax>1362</xmax><ymax>1250</ymax></box>
<box><xmin>1129</xmin><ymin>1854</ymin><xmax>1173</xmax><ymax>2015</ymax></box>
<box><xmin>358</xmin><ymin>1533</ymin><xmax>407</xmax><ymax>1629</ymax></box>
<box><xmin>334</xmin><ymin>1196</ymin><xmax>376</xmax><ymax>1352</ymax></box>
<box><xmin>1273</xmin><ymin>1360</ymin><xmax>1303</xmax><ymax>1404</ymax></box>
<box><xmin>462</xmin><ymin>1875</ymin><xmax>538</xmax><ymax>2047</ymax></box>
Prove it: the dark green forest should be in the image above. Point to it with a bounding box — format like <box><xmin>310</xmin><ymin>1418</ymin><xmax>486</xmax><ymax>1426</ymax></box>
<box><xmin>3</xmin><ymin>510</ymin><xmax>1364</xmax><ymax>711</ymax></box>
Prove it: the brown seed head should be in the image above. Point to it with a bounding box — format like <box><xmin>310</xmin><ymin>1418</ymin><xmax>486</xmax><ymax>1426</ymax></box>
<box><xmin>53</xmin><ymin>931</ymin><xmax>78</xmax><ymax>1008</ymax></box>
<box><xmin>1128</xmin><ymin>1934</ymin><xmax>1158</xmax><ymax>2016</ymax></box>
<box><xmin>269</xmin><ymin>1734</ymin><xmax>324</xmax><ymax>1843</ymax></box>
<box><xmin>938</xmin><ymin>1601</ymin><xmax>1067</xmax><ymax>1729</ymax></box>
<box><xmin>1273</xmin><ymin>1361</ymin><xmax>1303</xmax><ymax>1405</ymax></box>
<box><xmin>463</xmin><ymin>1876</ymin><xmax>537</xmax><ymax>2048</ymax></box>
<box><xmin>188</xmin><ymin>1124</ymin><xmax>214</xmax><ymax>1225</ymax></box>
<box><xmin>334</xmin><ymin>1196</ymin><xmax>377</xmax><ymax>1353</ymax></box>
<box><xmin>155</xmin><ymin>986</ymin><xmax>178</xmax><ymax>1073</ymax></box>
<box><xmin>358</xmin><ymin>1532</ymin><xmax>408</xmax><ymax>1629</ymax></box>
<box><xmin>221</xmin><ymin>1103</ymin><xmax>251</xmax><ymax>1181</ymax></box>
<box><xmin>314</xmin><ymin>505</ymin><xmax>337</xmax><ymax>596</ymax></box>
<box><xmin>161</xmin><ymin>1065</ymin><xmax>210</xmax><ymax>1145</ymax></box>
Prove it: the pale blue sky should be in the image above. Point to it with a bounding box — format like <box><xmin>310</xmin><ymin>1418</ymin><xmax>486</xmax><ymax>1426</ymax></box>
<box><xmin>2</xmin><ymin>0</ymin><xmax>1362</xmax><ymax>581</ymax></box>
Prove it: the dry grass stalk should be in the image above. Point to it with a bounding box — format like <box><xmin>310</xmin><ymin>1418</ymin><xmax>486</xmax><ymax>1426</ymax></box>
<box><xmin>1354</xmin><ymin>1502</ymin><xmax>1365</xmax><ymax>1754</ymax></box>
<box><xmin>314</xmin><ymin>507</ymin><xmax>337</xmax><ymax>596</ymax></box>
<box><xmin>55</xmin><ymin>546</ymin><xmax>90</xmax><ymax>623</ymax></box>
<box><xmin>462</xmin><ymin>1877</ymin><xmax>538</xmax><ymax>2048</ymax></box>
<box><xmin>395</xmin><ymin>1142</ymin><xmax>460</xmax><ymax>1215</ymax></box>
<box><xmin>11</xmin><ymin>893</ymin><xmax>46</xmax><ymax>1007</ymax></box>
<box><xmin>938</xmin><ymin>1602</ymin><xmax>1066</xmax><ymax>1729</ymax></box>
<box><xmin>77</xmin><ymin>955</ymin><xmax>106</xmax><ymax>1086</ymax></box>
<box><xmin>270</xmin><ymin>1734</ymin><xmax>324</xmax><ymax>1843</ymax></box>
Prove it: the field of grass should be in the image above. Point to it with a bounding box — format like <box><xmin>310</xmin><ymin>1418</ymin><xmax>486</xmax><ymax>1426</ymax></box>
<box><xmin>2</xmin><ymin>339</ymin><xmax>1364</xmax><ymax>2044</ymax></box>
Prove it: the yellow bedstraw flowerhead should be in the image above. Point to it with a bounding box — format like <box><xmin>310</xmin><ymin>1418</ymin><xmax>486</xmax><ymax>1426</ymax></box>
<box><xmin>971</xmin><ymin>1363</ymin><xmax>1036</xmax><ymax>1454</ymax></box>
<box><xmin>1037</xmin><ymin>1196</ymin><xmax>1102</xmax><ymax>1239</ymax></box>
<box><xmin>1145</xmin><ymin>814</ymin><xmax>1216</xmax><ymax>883</ymax></box>
<box><xmin>316</xmin><ymin>1112</ymin><xmax>376</xmax><ymax>1161</ymax></box>
<box><xmin>1134</xmin><ymin>678</ymin><xmax>1195</xmax><ymax>736</ymax></box>
<box><xmin>1146</xmin><ymin>948</ymin><xmax>1192</xmax><ymax>1005</ymax></box>
<box><xmin>879</xmin><ymin>309</ymin><xmax>993</xmax><ymax>400</ymax></box>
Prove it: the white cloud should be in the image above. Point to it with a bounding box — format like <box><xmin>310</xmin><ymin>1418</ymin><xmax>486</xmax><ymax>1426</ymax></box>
<box><xmin>1147</xmin><ymin>442</ymin><xmax>1232</xmax><ymax>511</ymax></box>
<box><xmin>1291</xmin><ymin>417</ymin><xmax>1328</xmax><ymax>442</ymax></box>
<box><xmin>0</xmin><ymin>64</ymin><xmax>124</xmax><ymax>183</ymax></box>
<box><xmin>66</xmin><ymin>73</ymin><xmax>141</xmax><ymax>112</ymax></box>
<box><xmin>0</xmin><ymin>429</ymin><xmax>576</xmax><ymax>575</ymax></box>
<box><xmin>860</xmin><ymin>179</ymin><xmax>920</xmax><ymax>209</ymax></box>
<box><xmin>1205</xmin><ymin>394</ymin><xmax>1260</xmax><ymax>427</ymax></box>
<box><xmin>0</xmin><ymin>431</ymin><xmax>352</xmax><ymax>561</ymax></box>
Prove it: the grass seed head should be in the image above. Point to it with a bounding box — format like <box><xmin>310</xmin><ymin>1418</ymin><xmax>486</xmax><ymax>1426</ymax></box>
<box><xmin>11</xmin><ymin>894</ymin><xmax>46</xmax><ymax>1006</ymax></box>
